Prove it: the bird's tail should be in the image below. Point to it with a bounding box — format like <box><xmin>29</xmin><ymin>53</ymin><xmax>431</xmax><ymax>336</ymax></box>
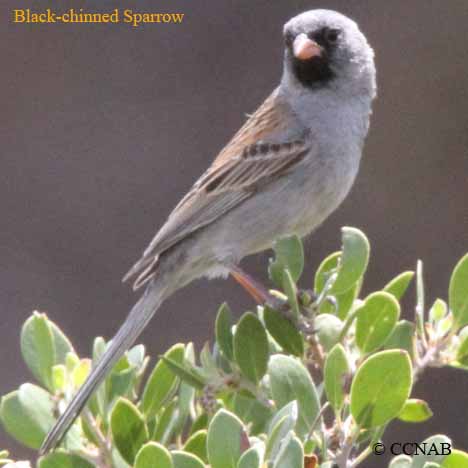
<box><xmin>39</xmin><ymin>279</ymin><xmax>169</xmax><ymax>455</ymax></box>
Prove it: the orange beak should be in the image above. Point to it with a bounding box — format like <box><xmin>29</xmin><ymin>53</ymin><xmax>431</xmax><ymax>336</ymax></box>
<box><xmin>293</xmin><ymin>33</ymin><xmax>322</xmax><ymax>60</ymax></box>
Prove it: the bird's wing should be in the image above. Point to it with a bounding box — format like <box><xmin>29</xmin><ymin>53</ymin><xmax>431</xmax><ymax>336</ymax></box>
<box><xmin>124</xmin><ymin>92</ymin><xmax>309</xmax><ymax>288</ymax></box>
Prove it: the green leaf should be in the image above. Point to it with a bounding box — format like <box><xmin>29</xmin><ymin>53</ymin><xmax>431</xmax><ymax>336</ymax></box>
<box><xmin>238</xmin><ymin>446</ymin><xmax>261</xmax><ymax>468</ymax></box>
<box><xmin>232</xmin><ymin>393</ymin><xmax>272</xmax><ymax>435</ymax></box>
<box><xmin>355</xmin><ymin>292</ymin><xmax>400</xmax><ymax>353</ymax></box>
<box><xmin>172</xmin><ymin>451</ymin><xmax>205</xmax><ymax>468</ymax></box>
<box><xmin>0</xmin><ymin>384</ymin><xmax>54</xmax><ymax>449</ymax></box>
<box><xmin>200</xmin><ymin>342</ymin><xmax>217</xmax><ymax>374</ymax></box>
<box><xmin>109</xmin><ymin>367</ymin><xmax>137</xmax><ymax>402</ymax></box>
<box><xmin>324</xmin><ymin>344</ymin><xmax>349</xmax><ymax>412</ymax></box>
<box><xmin>265</xmin><ymin>401</ymin><xmax>298</xmax><ymax>461</ymax></box>
<box><xmin>92</xmin><ymin>336</ymin><xmax>106</xmax><ymax>362</ymax></box>
<box><xmin>216</xmin><ymin>303</ymin><xmax>234</xmax><ymax>361</ymax></box>
<box><xmin>272</xmin><ymin>432</ymin><xmax>303</xmax><ymax>468</ymax></box>
<box><xmin>303</xmin><ymin>440</ymin><xmax>316</xmax><ymax>455</ymax></box>
<box><xmin>411</xmin><ymin>435</ymin><xmax>452</xmax><ymax>468</ymax></box>
<box><xmin>38</xmin><ymin>451</ymin><xmax>94</xmax><ymax>468</ymax></box>
<box><xmin>48</xmin><ymin>321</ymin><xmax>74</xmax><ymax>365</ymax></box>
<box><xmin>52</xmin><ymin>365</ymin><xmax>66</xmax><ymax>392</ymax></box>
<box><xmin>321</xmin><ymin>284</ymin><xmax>359</xmax><ymax>320</ymax></box>
<box><xmin>141</xmin><ymin>343</ymin><xmax>185</xmax><ymax>417</ymax></box>
<box><xmin>449</xmin><ymin>253</ymin><xmax>468</xmax><ymax>329</ymax></box>
<box><xmin>65</xmin><ymin>351</ymin><xmax>80</xmax><ymax>372</ymax></box>
<box><xmin>92</xmin><ymin>337</ymin><xmax>108</xmax><ymax>418</ymax></box>
<box><xmin>135</xmin><ymin>442</ymin><xmax>173</xmax><ymax>468</ymax></box>
<box><xmin>429</xmin><ymin>299</ymin><xmax>448</xmax><ymax>325</ymax></box>
<box><xmin>127</xmin><ymin>344</ymin><xmax>146</xmax><ymax>368</ymax></box>
<box><xmin>314</xmin><ymin>251</ymin><xmax>358</xmax><ymax>319</ymax></box>
<box><xmin>428</xmin><ymin>299</ymin><xmax>453</xmax><ymax>340</ymax></box>
<box><xmin>398</xmin><ymin>399</ymin><xmax>433</xmax><ymax>423</ymax></box>
<box><xmin>315</xmin><ymin>251</ymin><xmax>341</xmax><ymax>293</ymax></box>
<box><xmin>263</xmin><ymin>306</ymin><xmax>304</xmax><ymax>357</ymax></box>
<box><xmin>190</xmin><ymin>413</ymin><xmax>208</xmax><ymax>435</ymax></box>
<box><xmin>214</xmin><ymin>342</ymin><xmax>233</xmax><ymax>374</ymax></box>
<box><xmin>282</xmin><ymin>269</ymin><xmax>301</xmax><ymax>321</ymax></box>
<box><xmin>269</xmin><ymin>235</ymin><xmax>304</xmax><ymax>288</ymax></box>
<box><xmin>456</xmin><ymin>332</ymin><xmax>468</xmax><ymax>366</ymax></box>
<box><xmin>111</xmin><ymin>397</ymin><xmax>148</xmax><ymax>465</ymax></box>
<box><xmin>153</xmin><ymin>400</ymin><xmax>178</xmax><ymax>444</ymax></box>
<box><xmin>389</xmin><ymin>455</ymin><xmax>413</xmax><ymax>468</ymax></box>
<box><xmin>106</xmin><ymin>345</ymin><xmax>146</xmax><ymax>403</ymax></box>
<box><xmin>350</xmin><ymin>350</ymin><xmax>412</xmax><ymax>428</ymax></box>
<box><xmin>234</xmin><ymin>313</ymin><xmax>269</xmax><ymax>384</ymax></box>
<box><xmin>384</xmin><ymin>320</ymin><xmax>415</xmax><ymax>357</ymax></box>
<box><xmin>415</xmin><ymin>260</ymin><xmax>425</xmax><ymax>338</ymax></box>
<box><xmin>315</xmin><ymin>314</ymin><xmax>343</xmax><ymax>351</ymax></box>
<box><xmin>442</xmin><ymin>449</ymin><xmax>468</xmax><ymax>468</ymax></box>
<box><xmin>160</xmin><ymin>355</ymin><xmax>205</xmax><ymax>390</ymax></box>
<box><xmin>384</xmin><ymin>271</ymin><xmax>414</xmax><ymax>300</ymax></box>
<box><xmin>111</xmin><ymin>447</ymin><xmax>132</xmax><ymax>468</ymax></box>
<box><xmin>331</xmin><ymin>227</ymin><xmax>370</xmax><ymax>294</ymax></box>
<box><xmin>72</xmin><ymin>359</ymin><xmax>91</xmax><ymax>388</ymax></box>
<box><xmin>207</xmin><ymin>409</ymin><xmax>244</xmax><ymax>468</ymax></box>
<box><xmin>184</xmin><ymin>430</ymin><xmax>208</xmax><ymax>463</ymax></box>
<box><xmin>20</xmin><ymin>313</ymin><xmax>55</xmax><ymax>390</ymax></box>
<box><xmin>173</xmin><ymin>346</ymin><xmax>197</xmax><ymax>435</ymax></box>
<box><xmin>268</xmin><ymin>355</ymin><xmax>320</xmax><ymax>438</ymax></box>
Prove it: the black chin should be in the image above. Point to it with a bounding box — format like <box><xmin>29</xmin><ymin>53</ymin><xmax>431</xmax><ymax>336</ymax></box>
<box><xmin>291</xmin><ymin>54</ymin><xmax>334</xmax><ymax>88</ymax></box>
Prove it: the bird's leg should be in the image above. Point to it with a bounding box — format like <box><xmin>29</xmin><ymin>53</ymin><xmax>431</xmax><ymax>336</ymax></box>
<box><xmin>229</xmin><ymin>264</ymin><xmax>272</xmax><ymax>305</ymax></box>
<box><xmin>228</xmin><ymin>264</ymin><xmax>292</xmax><ymax>314</ymax></box>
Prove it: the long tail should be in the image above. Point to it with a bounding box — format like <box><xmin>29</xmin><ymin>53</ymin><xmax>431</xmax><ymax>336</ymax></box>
<box><xmin>39</xmin><ymin>279</ymin><xmax>169</xmax><ymax>455</ymax></box>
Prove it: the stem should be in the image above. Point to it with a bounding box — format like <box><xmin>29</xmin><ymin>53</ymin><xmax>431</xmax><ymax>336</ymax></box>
<box><xmin>415</xmin><ymin>260</ymin><xmax>428</xmax><ymax>350</ymax></box>
<box><xmin>413</xmin><ymin>331</ymin><xmax>454</xmax><ymax>381</ymax></box>
<box><xmin>82</xmin><ymin>410</ymin><xmax>112</xmax><ymax>468</ymax></box>
<box><xmin>237</xmin><ymin>377</ymin><xmax>272</xmax><ymax>408</ymax></box>
<box><xmin>308</xmin><ymin>334</ymin><xmax>326</xmax><ymax>371</ymax></box>
<box><xmin>308</xmin><ymin>402</ymin><xmax>330</xmax><ymax>438</ymax></box>
<box><xmin>334</xmin><ymin>427</ymin><xmax>358</xmax><ymax>468</ymax></box>
<box><xmin>350</xmin><ymin>446</ymin><xmax>372</xmax><ymax>467</ymax></box>
<box><xmin>413</xmin><ymin>346</ymin><xmax>437</xmax><ymax>381</ymax></box>
<box><xmin>316</xmin><ymin>272</ymin><xmax>338</xmax><ymax>307</ymax></box>
<box><xmin>339</xmin><ymin>308</ymin><xmax>360</xmax><ymax>343</ymax></box>
<box><xmin>350</xmin><ymin>425</ymin><xmax>386</xmax><ymax>467</ymax></box>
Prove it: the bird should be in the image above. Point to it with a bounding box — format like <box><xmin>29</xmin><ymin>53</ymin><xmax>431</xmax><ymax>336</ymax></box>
<box><xmin>40</xmin><ymin>9</ymin><xmax>376</xmax><ymax>454</ymax></box>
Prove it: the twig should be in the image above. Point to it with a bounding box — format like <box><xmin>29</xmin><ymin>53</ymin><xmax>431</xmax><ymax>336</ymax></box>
<box><xmin>334</xmin><ymin>429</ymin><xmax>357</xmax><ymax>468</ymax></box>
<box><xmin>415</xmin><ymin>260</ymin><xmax>428</xmax><ymax>350</ymax></box>
<box><xmin>413</xmin><ymin>332</ymin><xmax>454</xmax><ymax>381</ymax></box>
<box><xmin>338</xmin><ymin>308</ymin><xmax>360</xmax><ymax>343</ymax></box>
<box><xmin>350</xmin><ymin>425</ymin><xmax>385</xmax><ymax>467</ymax></box>
<box><xmin>307</xmin><ymin>334</ymin><xmax>326</xmax><ymax>370</ymax></box>
<box><xmin>82</xmin><ymin>410</ymin><xmax>112</xmax><ymax>468</ymax></box>
<box><xmin>309</xmin><ymin>402</ymin><xmax>330</xmax><ymax>438</ymax></box>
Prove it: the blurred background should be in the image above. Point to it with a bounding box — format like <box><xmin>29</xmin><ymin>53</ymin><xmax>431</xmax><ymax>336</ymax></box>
<box><xmin>1</xmin><ymin>0</ymin><xmax>467</xmax><ymax>464</ymax></box>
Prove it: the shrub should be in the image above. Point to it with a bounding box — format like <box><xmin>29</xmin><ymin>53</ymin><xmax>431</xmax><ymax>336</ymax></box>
<box><xmin>1</xmin><ymin>227</ymin><xmax>468</xmax><ymax>468</ymax></box>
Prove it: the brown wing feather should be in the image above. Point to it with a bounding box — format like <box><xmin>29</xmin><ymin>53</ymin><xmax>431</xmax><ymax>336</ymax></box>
<box><xmin>211</xmin><ymin>92</ymin><xmax>290</xmax><ymax>169</ymax></box>
<box><xmin>124</xmin><ymin>91</ymin><xmax>308</xmax><ymax>289</ymax></box>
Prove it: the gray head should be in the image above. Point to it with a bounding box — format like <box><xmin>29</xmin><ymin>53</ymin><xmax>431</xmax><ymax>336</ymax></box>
<box><xmin>282</xmin><ymin>10</ymin><xmax>376</xmax><ymax>97</ymax></box>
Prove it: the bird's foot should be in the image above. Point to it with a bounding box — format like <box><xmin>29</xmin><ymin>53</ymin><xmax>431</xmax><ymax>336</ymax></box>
<box><xmin>229</xmin><ymin>265</ymin><xmax>319</xmax><ymax>330</ymax></box>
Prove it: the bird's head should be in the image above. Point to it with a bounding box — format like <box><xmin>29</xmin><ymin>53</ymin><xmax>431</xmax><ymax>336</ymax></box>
<box><xmin>282</xmin><ymin>9</ymin><xmax>376</xmax><ymax>96</ymax></box>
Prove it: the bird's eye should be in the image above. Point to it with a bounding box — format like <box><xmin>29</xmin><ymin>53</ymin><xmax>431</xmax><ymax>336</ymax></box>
<box><xmin>325</xmin><ymin>28</ymin><xmax>341</xmax><ymax>43</ymax></box>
